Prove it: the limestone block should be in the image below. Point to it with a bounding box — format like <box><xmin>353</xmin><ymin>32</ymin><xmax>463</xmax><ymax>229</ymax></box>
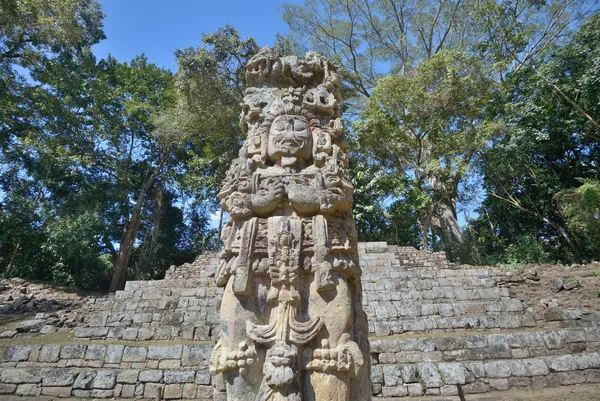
<box><xmin>545</xmin><ymin>355</ymin><xmax>578</xmax><ymax>372</ymax></box>
<box><xmin>437</xmin><ymin>363</ymin><xmax>466</xmax><ymax>385</ymax></box>
<box><xmin>73</xmin><ymin>371</ymin><xmax>96</xmax><ymax>389</ymax></box>
<box><xmin>41</xmin><ymin>386</ymin><xmax>72</xmax><ymax>397</ymax></box>
<box><xmin>164</xmin><ymin>370</ymin><xmax>195</xmax><ymax>384</ymax></box>
<box><xmin>3</xmin><ymin>346</ymin><xmax>31</xmax><ymax>362</ymax></box>
<box><xmin>116</xmin><ymin>369</ymin><xmax>139</xmax><ymax>384</ymax></box>
<box><xmin>139</xmin><ymin>369</ymin><xmax>163</xmax><ymax>382</ymax></box>
<box><xmin>0</xmin><ymin>383</ymin><xmax>17</xmax><ymax>394</ymax></box>
<box><xmin>42</xmin><ymin>369</ymin><xmax>78</xmax><ymax>386</ymax></box>
<box><xmin>15</xmin><ymin>383</ymin><xmax>39</xmax><ymax>396</ymax></box>
<box><xmin>147</xmin><ymin>345</ymin><xmax>182</xmax><ymax>360</ymax></box>
<box><xmin>60</xmin><ymin>345</ymin><xmax>86</xmax><ymax>360</ymax></box>
<box><xmin>38</xmin><ymin>345</ymin><xmax>61</xmax><ymax>363</ymax></box>
<box><xmin>483</xmin><ymin>361</ymin><xmax>511</xmax><ymax>378</ymax></box>
<box><xmin>93</xmin><ymin>370</ymin><xmax>117</xmax><ymax>389</ymax></box>
<box><xmin>418</xmin><ymin>363</ymin><xmax>443</xmax><ymax>387</ymax></box>
<box><xmin>122</xmin><ymin>346</ymin><xmax>147</xmax><ymax>362</ymax></box>
<box><xmin>382</xmin><ymin>365</ymin><xmax>402</xmax><ymax>386</ymax></box>
<box><xmin>195</xmin><ymin>370</ymin><xmax>211</xmax><ymax>385</ymax></box>
<box><xmin>1</xmin><ymin>368</ymin><xmax>42</xmax><ymax>384</ymax></box>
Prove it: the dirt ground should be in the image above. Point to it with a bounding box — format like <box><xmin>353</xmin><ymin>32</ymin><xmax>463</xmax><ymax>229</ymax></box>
<box><xmin>498</xmin><ymin>262</ymin><xmax>600</xmax><ymax>313</ymax></box>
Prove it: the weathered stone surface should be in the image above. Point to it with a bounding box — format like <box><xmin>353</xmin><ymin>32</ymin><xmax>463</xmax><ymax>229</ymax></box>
<box><xmin>116</xmin><ymin>370</ymin><xmax>139</xmax><ymax>384</ymax></box>
<box><xmin>139</xmin><ymin>369</ymin><xmax>163</xmax><ymax>382</ymax></box>
<box><xmin>210</xmin><ymin>47</ymin><xmax>371</xmax><ymax>401</ymax></box>
<box><xmin>42</xmin><ymin>369</ymin><xmax>78</xmax><ymax>386</ymax></box>
<box><xmin>93</xmin><ymin>370</ymin><xmax>117</xmax><ymax>389</ymax></box>
<box><xmin>73</xmin><ymin>371</ymin><xmax>96</xmax><ymax>389</ymax></box>
<box><xmin>1</xmin><ymin>368</ymin><xmax>42</xmax><ymax>384</ymax></box>
<box><xmin>147</xmin><ymin>345</ymin><xmax>182</xmax><ymax>360</ymax></box>
<box><xmin>122</xmin><ymin>346</ymin><xmax>147</xmax><ymax>362</ymax></box>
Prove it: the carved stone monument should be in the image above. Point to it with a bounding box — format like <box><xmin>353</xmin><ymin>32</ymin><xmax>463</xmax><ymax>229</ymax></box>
<box><xmin>210</xmin><ymin>48</ymin><xmax>371</xmax><ymax>401</ymax></box>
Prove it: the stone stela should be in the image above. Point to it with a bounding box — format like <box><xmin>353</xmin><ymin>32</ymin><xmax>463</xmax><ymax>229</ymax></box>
<box><xmin>209</xmin><ymin>48</ymin><xmax>372</xmax><ymax>401</ymax></box>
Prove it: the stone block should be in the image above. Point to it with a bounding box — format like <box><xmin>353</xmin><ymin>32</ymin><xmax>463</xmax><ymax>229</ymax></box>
<box><xmin>1</xmin><ymin>368</ymin><xmax>42</xmax><ymax>384</ymax></box>
<box><xmin>183</xmin><ymin>383</ymin><xmax>198</xmax><ymax>399</ymax></box>
<box><xmin>42</xmin><ymin>369</ymin><xmax>78</xmax><ymax>386</ymax></box>
<box><xmin>72</xmin><ymin>389</ymin><xmax>92</xmax><ymax>398</ymax></box>
<box><xmin>182</xmin><ymin>345</ymin><xmax>210</xmax><ymax>367</ymax></box>
<box><xmin>382</xmin><ymin>385</ymin><xmax>408</xmax><ymax>397</ymax></box>
<box><xmin>93</xmin><ymin>370</ymin><xmax>117</xmax><ymax>389</ymax></box>
<box><xmin>406</xmin><ymin>383</ymin><xmax>423</xmax><ymax>396</ymax></box>
<box><xmin>73</xmin><ymin>371</ymin><xmax>96</xmax><ymax>389</ymax></box>
<box><xmin>117</xmin><ymin>369</ymin><xmax>139</xmax><ymax>384</ymax></box>
<box><xmin>123</xmin><ymin>346</ymin><xmax>147</xmax><ymax>362</ymax></box>
<box><xmin>489</xmin><ymin>378</ymin><xmax>509</xmax><ymax>391</ymax></box>
<box><xmin>3</xmin><ymin>346</ymin><xmax>31</xmax><ymax>362</ymax></box>
<box><xmin>164</xmin><ymin>370</ymin><xmax>195</xmax><ymax>384</ymax></box>
<box><xmin>41</xmin><ymin>386</ymin><xmax>72</xmax><ymax>397</ymax></box>
<box><xmin>164</xmin><ymin>384</ymin><xmax>183</xmax><ymax>399</ymax></box>
<box><xmin>382</xmin><ymin>365</ymin><xmax>402</xmax><ymax>386</ymax></box>
<box><xmin>121</xmin><ymin>384</ymin><xmax>136</xmax><ymax>397</ymax></box>
<box><xmin>484</xmin><ymin>361</ymin><xmax>511</xmax><ymax>378</ymax></box>
<box><xmin>15</xmin><ymin>383</ymin><xmax>38</xmax><ymax>396</ymax></box>
<box><xmin>418</xmin><ymin>363</ymin><xmax>443</xmax><ymax>387</ymax></box>
<box><xmin>546</xmin><ymin>355</ymin><xmax>578</xmax><ymax>372</ymax></box>
<box><xmin>85</xmin><ymin>345</ymin><xmax>106</xmax><ymax>360</ymax></box>
<box><xmin>60</xmin><ymin>345</ymin><xmax>86</xmax><ymax>360</ymax></box>
<box><xmin>438</xmin><ymin>363</ymin><xmax>466</xmax><ymax>384</ymax></box>
<box><xmin>144</xmin><ymin>383</ymin><xmax>164</xmax><ymax>399</ymax></box>
<box><xmin>0</xmin><ymin>383</ymin><xmax>17</xmax><ymax>394</ymax></box>
<box><xmin>74</xmin><ymin>327</ymin><xmax>108</xmax><ymax>338</ymax></box>
<box><xmin>196</xmin><ymin>370</ymin><xmax>211</xmax><ymax>385</ymax></box>
<box><xmin>574</xmin><ymin>353</ymin><xmax>600</xmax><ymax>369</ymax></box>
<box><xmin>105</xmin><ymin>345</ymin><xmax>125</xmax><ymax>364</ymax></box>
<box><xmin>139</xmin><ymin>369</ymin><xmax>163</xmax><ymax>382</ymax></box>
<box><xmin>148</xmin><ymin>345</ymin><xmax>182</xmax><ymax>360</ymax></box>
<box><xmin>91</xmin><ymin>388</ymin><xmax>115</xmax><ymax>398</ymax></box>
<box><xmin>39</xmin><ymin>345</ymin><xmax>61</xmax><ymax>362</ymax></box>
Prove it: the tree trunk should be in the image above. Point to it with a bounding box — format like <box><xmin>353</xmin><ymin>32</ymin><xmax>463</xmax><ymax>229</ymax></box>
<box><xmin>109</xmin><ymin>151</ymin><xmax>167</xmax><ymax>292</ymax></box>
<box><xmin>429</xmin><ymin>176</ymin><xmax>465</xmax><ymax>262</ymax></box>
<box><xmin>5</xmin><ymin>240</ymin><xmax>21</xmax><ymax>276</ymax></box>
<box><xmin>109</xmin><ymin>191</ymin><xmax>145</xmax><ymax>292</ymax></box>
<box><xmin>419</xmin><ymin>217</ymin><xmax>429</xmax><ymax>251</ymax></box>
<box><xmin>436</xmin><ymin>197</ymin><xmax>466</xmax><ymax>262</ymax></box>
<box><xmin>214</xmin><ymin>207</ymin><xmax>224</xmax><ymax>253</ymax></box>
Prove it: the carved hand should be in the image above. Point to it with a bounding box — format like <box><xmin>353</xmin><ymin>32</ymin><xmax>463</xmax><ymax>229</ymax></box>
<box><xmin>250</xmin><ymin>180</ymin><xmax>285</xmax><ymax>215</ymax></box>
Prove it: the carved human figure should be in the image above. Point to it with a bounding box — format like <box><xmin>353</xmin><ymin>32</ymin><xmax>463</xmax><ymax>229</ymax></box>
<box><xmin>211</xmin><ymin>48</ymin><xmax>371</xmax><ymax>401</ymax></box>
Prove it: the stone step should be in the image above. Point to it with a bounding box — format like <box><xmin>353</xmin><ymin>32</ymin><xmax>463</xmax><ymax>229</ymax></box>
<box><xmin>74</xmin><ymin>323</ymin><xmax>217</xmax><ymax>342</ymax></box>
<box><xmin>1</xmin><ymin>327</ymin><xmax>599</xmax><ymax>399</ymax></box>
<box><xmin>365</xmin><ymin>299</ymin><xmax>525</xmax><ymax>317</ymax></box>
<box><xmin>370</xmin><ymin>312</ymin><xmax>540</xmax><ymax>336</ymax></box>
<box><xmin>372</xmin><ymin>352</ymin><xmax>600</xmax><ymax>397</ymax></box>
<box><xmin>370</xmin><ymin>327</ymin><xmax>600</xmax><ymax>364</ymax></box>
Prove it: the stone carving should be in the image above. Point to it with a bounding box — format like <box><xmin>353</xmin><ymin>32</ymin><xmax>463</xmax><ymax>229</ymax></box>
<box><xmin>211</xmin><ymin>47</ymin><xmax>371</xmax><ymax>401</ymax></box>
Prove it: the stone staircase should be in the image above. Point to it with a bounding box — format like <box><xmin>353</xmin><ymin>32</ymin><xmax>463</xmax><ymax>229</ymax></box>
<box><xmin>0</xmin><ymin>242</ymin><xmax>598</xmax><ymax>399</ymax></box>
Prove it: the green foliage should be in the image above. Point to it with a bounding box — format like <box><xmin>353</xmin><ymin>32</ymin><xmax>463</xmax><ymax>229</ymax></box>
<box><xmin>566</xmin><ymin>276</ymin><xmax>582</xmax><ymax>288</ymax></box>
<box><xmin>472</xmin><ymin>14</ymin><xmax>600</xmax><ymax>264</ymax></box>
<box><xmin>488</xmin><ymin>234</ymin><xmax>552</xmax><ymax>267</ymax></box>
<box><xmin>593</xmin><ymin>271</ymin><xmax>600</xmax><ymax>278</ymax></box>
<box><xmin>596</xmin><ymin>289</ymin><xmax>600</xmax><ymax>298</ymax></box>
<box><xmin>556</xmin><ymin>181</ymin><xmax>600</xmax><ymax>257</ymax></box>
<box><xmin>356</xmin><ymin>51</ymin><xmax>500</xmax><ymax>261</ymax></box>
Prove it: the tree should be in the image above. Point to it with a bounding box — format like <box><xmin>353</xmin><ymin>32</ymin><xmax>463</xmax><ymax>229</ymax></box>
<box><xmin>356</xmin><ymin>51</ymin><xmax>500</xmax><ymax>261</ymax></box>
<box><xmin>472</xmin><ymin>14</ymin><xmax>600</xmax><ymax>263</ymax></box>
<box><xmin>1</xmin><ymin>0</ymin><xmax>105</xmax><ymax>277</ymax></box>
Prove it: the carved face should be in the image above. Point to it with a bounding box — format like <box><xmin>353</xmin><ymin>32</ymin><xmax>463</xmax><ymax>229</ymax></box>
<box><xmin>267</xmin><ymin>115</ymin><xmax>312</xmax><ymax>165</ymax></box>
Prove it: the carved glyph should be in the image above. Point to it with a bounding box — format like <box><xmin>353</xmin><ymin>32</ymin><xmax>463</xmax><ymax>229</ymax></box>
<box><xmin>211</xmin><ymin>47</ymin><xmax>372</xmax><ymax>401</ymax></box>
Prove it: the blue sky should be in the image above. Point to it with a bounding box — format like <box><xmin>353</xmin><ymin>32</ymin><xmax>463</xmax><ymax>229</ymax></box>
<box><xmin>93</xmin><ymin>0</ymin><xmax>299</xmax><ymax>70</ymax></box>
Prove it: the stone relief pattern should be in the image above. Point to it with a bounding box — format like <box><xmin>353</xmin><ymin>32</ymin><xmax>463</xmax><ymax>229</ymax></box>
<box><xmin>210</xmin><ymin>48</ymin><xmax>371</xmax><ymax>401</ymax></box>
